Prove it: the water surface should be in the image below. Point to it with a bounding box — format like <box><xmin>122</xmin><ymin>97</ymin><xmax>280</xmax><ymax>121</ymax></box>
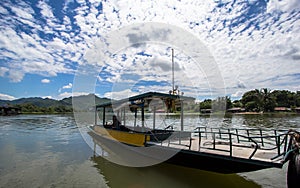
<box><xmin>1</xmin><ymin>114</ymin><xmax>299</xmax><ymax>187</ymax></box>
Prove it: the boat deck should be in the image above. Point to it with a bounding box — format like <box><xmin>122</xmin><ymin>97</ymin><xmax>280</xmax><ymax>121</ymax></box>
<box><xmin>147</xmin><ymin>127</ymin><xmax>293</xmax><ymax>165</ymax></box>
<box><xmin>153</xmin><ymin>137</ymin><xmax>279</xmax><ymax>163</ymax></box>
<box><xmin>89</xmin><ymin>126</ymin><xmax>300</xmax><ymax>173</ymax></box>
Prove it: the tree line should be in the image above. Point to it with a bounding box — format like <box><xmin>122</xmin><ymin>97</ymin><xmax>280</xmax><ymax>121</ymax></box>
<box><xmin>14</xmin><ymin>103</ymin><xmax>73</xmax><ymax>114</ymax></box>
<box><xmin>3</xmin><ymin>89</ymin><xmax>300</xmax><ymax>114</ymax></box>
<box><xmin>197</xmin><ymin>89</ymin><xmax>300</xmax><ymax>113</ymax></box>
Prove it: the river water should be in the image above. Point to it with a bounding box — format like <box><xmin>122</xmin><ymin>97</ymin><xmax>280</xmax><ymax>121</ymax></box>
<box><xmin>0</xmin><ymin>114</ymin><xmax>299</xmax><ymax>188</ymax></box>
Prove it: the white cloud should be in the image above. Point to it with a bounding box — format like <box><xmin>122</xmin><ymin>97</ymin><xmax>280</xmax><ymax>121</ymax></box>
<box><xmin>0</xmin><ymin>6</ymin><xmax>9</xmax><ymax>15</ymax></box>
<box><xmin>85</xmin><ymin>0</ymin><xmax>298</xmax><ymax>99</ymax></box>
<box><xmin>59</xmin><ymin>83</ymin><xmax>73</xmax><ymax>93</ymax></box>
<box><xmin>63</xmin><ymin>83</ymin><xmax>73</xmax><ymax>89</ymax></box>
<box><xmin>42</xmin><ymin>96</ymin><xmax>52</xmax><ymax>99</ymax></box>
<box><xmin>0</xmin><ymin>93</ymin><xmax>16</xmax><ymax>100</ymax></box>
<box><xmin>231</xmin><ymin>91</ymin><xmax>245</xmax><ymax>99</ymax></box>
<box><xmin>41</xmin><ymin>79</ymin><xmax>50</xmax><ymax>83</ymax></box>
<box><xmin>0</xmin><ymin>67</ymin><xmax>8</xmax><ymax>77</ymax></box>
<box><xmin>10</xmin><ymin>4</ymin><xmax>34</xmax><ymax>20</ymax></box>
<box><xmin>0</xmin><ymin>1</ymin><xmax>78</xmax><ymax>83</ymax></box>
<box><xmin>267</xmin><ymin>0</ymin><xmax>300</xmax><ymax>13</ymax></box>
<box><xmin>57</xmin><ymin>91</ymin><xmax>90</xmax><ymax>100</ymax></box>
<box><xmin>0</xmin><ymin>0</ymin><xmax>299</xmax><ymax>99</ymax></box>
<box><xmin>104</xmin><ymin>89</ymin><xmax>139</xmax><ymax>100</ymax></box>
<box><xmin>8</xmin><ymin>70</ymin><xmax>24</xmax><ymax>83</ymax></box>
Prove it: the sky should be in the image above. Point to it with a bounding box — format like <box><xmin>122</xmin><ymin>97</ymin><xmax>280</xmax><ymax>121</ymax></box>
<box><xmin>0</xmin><ymin>0</ymin><xmax>299</xmax><ymax>101</ymax></box>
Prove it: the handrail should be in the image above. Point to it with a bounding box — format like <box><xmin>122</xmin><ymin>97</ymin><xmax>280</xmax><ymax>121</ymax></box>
<box><xmin>194</xmin><ymin>127</ymin><xmax>300</xmax><ymax>162</ymax></box>
<box><xmin>195</xmin><ymin>130</ymin><xmax>260</xmax><ymax>159</ymax></box>
<box><xmin>193</xmin><ymin>127</ymin><xmax>299</xmax><ymax>161</ymax></box>
<box><xmin>158</xmin><ymin>127</ymin><xmax>299</xmax><ymax>163</ymax></box>
<box><xmin>195</xmin><ymin>126</ymin><xmax>289</xmax><ymax>147</ymax></box>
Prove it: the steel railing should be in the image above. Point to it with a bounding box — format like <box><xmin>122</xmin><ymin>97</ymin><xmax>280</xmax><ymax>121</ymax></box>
<box><xmin>159</xmin><ymin>126</ymin><xmax>300</xmax><ymax>162</ymax></box>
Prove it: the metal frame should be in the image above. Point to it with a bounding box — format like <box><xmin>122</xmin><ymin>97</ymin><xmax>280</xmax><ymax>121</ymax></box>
<box><xmin>157</xmin><ymin>127</ymin><xmax>299</xmax><ymax>163</ymax></box>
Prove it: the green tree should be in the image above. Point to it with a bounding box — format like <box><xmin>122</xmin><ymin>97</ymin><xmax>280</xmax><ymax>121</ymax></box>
<box><xmin>241</xmin><ymin>88</ymin><xmax>275</xmax><ymax>112</ymax></box>
<box><xmin>226</xmin><ymin>96</ymin><xmax>232</xmax><ymax>109</ymax></box>
<box><xmin>241</xmin><ymin>89</ymin><xmax>261</xmax><ymax>112</ymax></box>
<box><xmin>296</xmin><ymin>91</ymin><xmax>300</xmax><ymax>107</ymax></box>
<box><xmin>272</xmin><ymin>90</ymin><xmax>295</xmax><ymax>107</ymax></box>
<box><xmin>200</xmin><ymin>99</ymin><xmax>212</xmax><ymax>109</ymax></box>
<box><xmin>259</xmin><ymin>88</ymin><xmax>276</xmax><ymax>112</ymax></box>
<box><xmin>232</xmin><ymin>100</ymin><xmax>243</xmax><ymax>108</ymax></box>
<box><xmin>20</xmin><ymin>103</ymin><xmax>40</xmax><ymax>112</ymax></box>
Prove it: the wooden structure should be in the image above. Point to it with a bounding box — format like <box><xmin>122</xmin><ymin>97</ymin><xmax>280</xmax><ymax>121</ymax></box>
<box><xmin>274</xmin><ymin>107</ymin><xmax>292</xmax><ymax>112</ymax></box>
<box><xmin>227</xmin><ymin>107</ymin><xmax>245</xmax><ymax>113</ymax></box>
<box><xmin>0</xmin><ymin>106</ymin><xmax>21</xmax><ymax>115</ymax></box>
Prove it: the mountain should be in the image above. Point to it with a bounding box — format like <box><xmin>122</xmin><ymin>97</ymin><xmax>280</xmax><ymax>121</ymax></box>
<box><xmin>62</xmin><ymin>94</ymin><xmax>110</xmax><ymax>111</ymax></box>
<box><xmin>2</xmin><ymin>97</ymin><xmax>64</xmax><ymax>107</ymax></box>
<box><xmin>0</xmin><ymin>94</ymin><xmax>110</xmax><ymax>111</ymax></box>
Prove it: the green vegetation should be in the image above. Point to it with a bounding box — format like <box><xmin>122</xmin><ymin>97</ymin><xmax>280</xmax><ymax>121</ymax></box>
<box><xmin>1</xmin><ymin>89</ymin><xmax>300</xmax><ymax>114</ymax></box>
<box><xmin>240</xmin><ymin>89</ymin><xmax>300</xmax><ymax>112</ymax></box>
<box><xmin>15</xmin><ymin>103</ymin><xmax>73</xmax><ymax>114</ymax></box>
<box><xmin>197</xmin><ymin>89</ymin><xmax>300</xmax><ymax>113</ymax></box>
<box><xmin>0</xmin><ymin>94</ymin><xmax>110</xmax><ymax>114</ymax></box>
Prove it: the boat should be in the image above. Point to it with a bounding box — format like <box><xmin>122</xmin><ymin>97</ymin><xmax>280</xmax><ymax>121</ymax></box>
<box><xmin>88</xmin><ymin>91</ymin><xmax>300</xmax><ymax>181</ymax></box>
<box><xmin>88</xmin><ymin>48</ymin><xmax>300</xmax><ymax>186</ymax></box>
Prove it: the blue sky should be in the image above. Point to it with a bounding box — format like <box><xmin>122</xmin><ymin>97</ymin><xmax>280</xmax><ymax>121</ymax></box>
<box><xmin>0</xmin><ymin>0</ymin><xmax>299</xmax><ymax>101</ymax></box>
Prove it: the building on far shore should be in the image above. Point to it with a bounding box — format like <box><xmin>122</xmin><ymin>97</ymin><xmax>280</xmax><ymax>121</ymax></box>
<box><xmin>294</xmin><ymin>107</ymin><xmax>300</xmax><ymax>113</ymax></box>
<box><xmin>274</xmin><ymin>107</ymin><xmax>292</xmax><ymax>112</ymax></box>
<box><xmin>227</xmin><ymin>107</ymin><xmax>246</xmax><ymax>113</ymax></box>
<box><xmin>0</xmin><ymin>106</ymin><xmax>21</xmax><ymax>116</ymax></box>
<box><xmin>200</xmin><ymin>109</ymin><xmax>212</xmax><ymax>114</ymax></box>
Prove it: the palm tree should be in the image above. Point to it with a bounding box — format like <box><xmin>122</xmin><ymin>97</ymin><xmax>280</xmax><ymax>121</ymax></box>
<box><xmin>258</xmin><ymin>88</ymin><xmax>276</xmax><ymax>112</ymax></box>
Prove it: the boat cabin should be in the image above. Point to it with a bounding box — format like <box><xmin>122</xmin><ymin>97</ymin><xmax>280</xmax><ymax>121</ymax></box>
<box><xmin>95</xmin><ymin>92</ymin><xmax>195</xmax><ymax>132</ymax></box>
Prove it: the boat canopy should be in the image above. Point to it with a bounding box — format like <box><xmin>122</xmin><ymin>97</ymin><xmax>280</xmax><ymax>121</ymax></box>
<box><xmin>95</xmin><ymin>91</ymin><xmax>195</xmax><ymax>131</ymax></box>
<box><xmin>96</xmin><ymin>91</ymin><xmax>195</xmax><ymax>110</ymax></box>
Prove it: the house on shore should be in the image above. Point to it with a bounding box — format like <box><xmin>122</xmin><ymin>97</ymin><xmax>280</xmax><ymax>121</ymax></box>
<box><xmin>294</xmin><ymin>107</ymin><xmax>300</xmax><ymax>113</ymax></box>
<box><xmin>227</xmin><ymin>107</ymin><xmax>246</xmax><ymax>113</ymax></box>
<box><xmin>274</xmin><ymin>107</ymin><xmax>292</xmax><ymax>112</ymax></box>
<box><xmin>0</xmin><ymin>106</ymin><xmax>21</xmax><ymax>115</ymax></box>
<box><xmin>200</xmin><ymin>109</ymin><xmax>212</xmax><ymax>114</ymax></box>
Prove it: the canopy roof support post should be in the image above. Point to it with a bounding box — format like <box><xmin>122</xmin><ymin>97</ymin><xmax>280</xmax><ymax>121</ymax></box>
<box><xmin>134</xmin><ymin>109</ymin><xmax>137</xmax><ymax>128</ymax></box>
<box><xmin>153</xmin><ymin>106</ymin><xmax>156</xmax><ymax>130</ymax></box>
<box><xmin>180</xmin><ymin>100</ymin><xmax>184</xmax><ymax>131</ymax></box>
<box><xmin>117</xmin><ymin>110</ymin><xmax>120</xmax><ymax>123</ymax></box>
<box><xmin>123</xmin><ymin>107</ymin><xmax>126</xmax><ymax>126</ymax></box>
<box><xmin>102</xmin><ymin>107</ymin><xmax>105</xmax><ymax>126</ymax></box>
<box><xmin>142</xmin><ymin>106</ymin><xmax>145</xmax><ymax>131</ymax></box>
<box><xmin>95</xmin><ymin>106</ymin><xmax>97</xmax><ymax>126</ymax></box>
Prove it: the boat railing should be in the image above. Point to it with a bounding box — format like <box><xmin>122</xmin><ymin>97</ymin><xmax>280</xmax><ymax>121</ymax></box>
<box><xmin>195</xmin><ymin>126</ymin><xmax>288</xmax><ymax>146</ymax></box>
<box><xmin>159</xmin><ymin>127</ymin><xmax>299</xmax><ymax>162</ymax></box>
<box><xmin>166</xmin><ymin>131</ymin><xmax>193</xmax><ymax>149</ymax></box>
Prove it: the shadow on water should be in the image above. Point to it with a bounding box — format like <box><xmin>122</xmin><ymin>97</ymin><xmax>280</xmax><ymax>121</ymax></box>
<box><xmin>91</xmin><ymin>155</ymin><xmax>259</xmax><ymax>188</ymax></box>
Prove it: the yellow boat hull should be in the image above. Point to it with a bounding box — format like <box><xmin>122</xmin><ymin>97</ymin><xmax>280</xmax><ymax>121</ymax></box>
<box><xmin>93</xmin><ymin>126</ymin><xmax>150</xmax><ymax>147</ymax></box>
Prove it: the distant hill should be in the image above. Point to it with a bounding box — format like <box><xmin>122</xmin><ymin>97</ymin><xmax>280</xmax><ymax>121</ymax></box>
<box><xmin>0</xmin><ymin>97</ymin><xmax>64</xmax><ymax>107</ymax></box>
<box><xmin>62</xmin><ymin>94</ymin><xmax>110</xmax><ymax>111</ymax></box>
<box><xmin>0</xmin><ymin>94</ymin><xmax>110</xmax><ymax>112</ymax></box>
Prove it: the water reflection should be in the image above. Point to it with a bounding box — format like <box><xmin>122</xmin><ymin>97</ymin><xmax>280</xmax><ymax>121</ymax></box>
<box><xmin>0</xmin><ymin>115</ymin><xmax>104</xmax><ymax>188</ymax></box>
<box><xmin>0</xmin><ymin>114</ymin><xmax>298</xmax><ymax>188</ymax></box>
<box><xmin>91</xmin><ymin>155</ymin><xmax>259</xmax><ymax>188</ymax></box>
